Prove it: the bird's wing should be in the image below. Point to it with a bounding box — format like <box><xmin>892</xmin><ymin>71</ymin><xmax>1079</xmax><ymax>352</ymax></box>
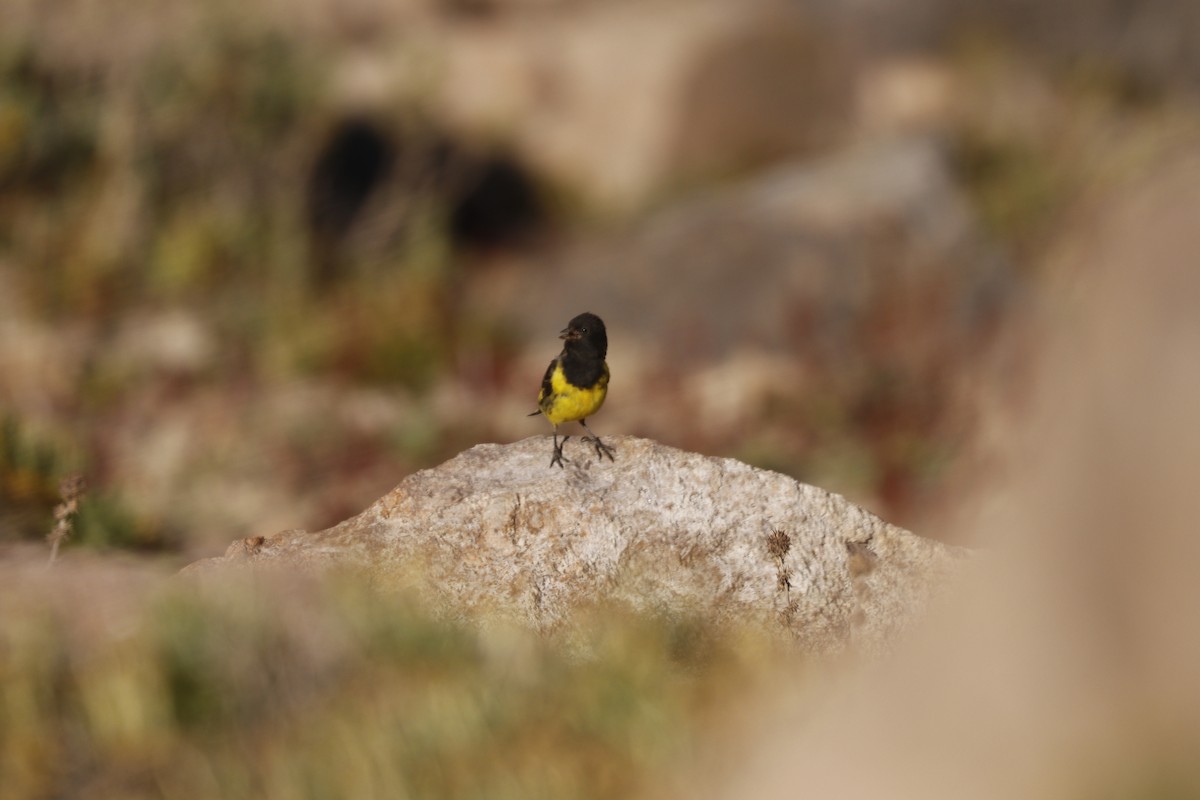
<box><xmin>526</xmin><ymin>356</ymin><xmax>559</xmax><ymax>416</ymax></box>
<box><xmin>538</xmin><ymin>356</ymin><xmax>558</xmax><ymax>403</ymax></box>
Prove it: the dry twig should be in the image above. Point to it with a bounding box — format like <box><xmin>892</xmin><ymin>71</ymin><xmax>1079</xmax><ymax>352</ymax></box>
<box><xmin>47</xmin><ymin>473</ymin><xmax>87</xmax><ymax>566</ymax></box>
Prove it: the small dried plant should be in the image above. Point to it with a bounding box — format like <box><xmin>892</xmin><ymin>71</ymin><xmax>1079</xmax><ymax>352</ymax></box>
<box><xmin>766</xmin><ymin>529</ymin><xmax>792</xmax><ymax>591</ymax></box>
<box><xmin>46</xmin><ymin>473</ymin><xmax>87</xmax><ymax>566</ymax></box>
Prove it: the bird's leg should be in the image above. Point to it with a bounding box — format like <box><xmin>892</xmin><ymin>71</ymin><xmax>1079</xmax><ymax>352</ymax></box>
<box><xmin>579</xmin><ymin>419</ymin><xmax>615</xmax><ymax>461</ymax></box>
<box><xmin>550</xmin><ymin>431</ymin><xmax>570</xmax><ymax>468</ymax></box>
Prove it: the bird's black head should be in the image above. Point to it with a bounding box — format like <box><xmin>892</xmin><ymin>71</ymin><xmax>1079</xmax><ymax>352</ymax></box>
<box><xmin>559</xmin><ymin>312</ymin><xmax>607</xmax><ymax>359</ymax></box>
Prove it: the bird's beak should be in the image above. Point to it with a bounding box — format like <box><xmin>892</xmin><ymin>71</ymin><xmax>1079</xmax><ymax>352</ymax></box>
<box><xmin>559</xmin><ymin>327</ymin><xmax>579</xmax><ymax>341</ymax></box>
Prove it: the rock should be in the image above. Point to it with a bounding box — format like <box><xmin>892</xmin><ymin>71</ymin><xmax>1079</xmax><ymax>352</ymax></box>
<box><xmin>182</xmin><ymin>436</ymin><xmax>964</xmax><ymax>650</ymax></box>
<box><xmin>342</xmin><ymin>0</ymin><xmax>852</xmax><ymax>211</ymax></box>
<box><xmin>476</xmin><ymin>136</ymin><xmax>1011</xmax><ymax>362</ymax></box>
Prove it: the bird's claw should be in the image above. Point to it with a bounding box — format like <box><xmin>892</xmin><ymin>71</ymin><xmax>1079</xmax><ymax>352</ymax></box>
<box><xmin>550</xmin><ymin>435</ymin><xmax>570</xmax><ymax>468</ymax></box>
<box><xmin>583</xmin><ymin>436</ymin><xmax>615</xmax><ymax>462</ymax></box>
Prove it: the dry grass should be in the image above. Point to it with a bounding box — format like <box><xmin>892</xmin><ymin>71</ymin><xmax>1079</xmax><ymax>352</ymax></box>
<box><xmin>0</xmin><ymin>559</ymin><xmax>783</xmax><ymax>800</ymax></box>
<box><xmin>46</xmin><ymin>472</ymin><xmax>87</xmax><ymax>564</ymax></box>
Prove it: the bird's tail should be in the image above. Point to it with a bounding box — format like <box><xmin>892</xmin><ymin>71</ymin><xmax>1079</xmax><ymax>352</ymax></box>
<box><xmin>527</xmin><ymin>409</ymin><xmax>542</xmax><ymax>417</ymax></box>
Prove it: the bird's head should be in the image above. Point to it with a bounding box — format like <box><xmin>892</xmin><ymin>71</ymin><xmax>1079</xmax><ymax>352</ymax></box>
<box><xmin>560</xmin><ymin>312</ymin><xmax>607</xmax><ymax>356</ymax></box>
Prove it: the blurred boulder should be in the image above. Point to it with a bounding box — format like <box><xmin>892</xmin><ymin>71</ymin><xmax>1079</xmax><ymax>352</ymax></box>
<box><xmin>489</xmin><ymin>136</ymin><xmax>1011</xmax><ymax>363</ymax></box>
<box><xmin>355</xmin><ymin>0</ymin><xmax>853</xmax><ymax>210</ymax></box>
<box><xmin>182</xmin><ymin>436</ymin><xmax>965</xmax><ymax>651</ymax></box>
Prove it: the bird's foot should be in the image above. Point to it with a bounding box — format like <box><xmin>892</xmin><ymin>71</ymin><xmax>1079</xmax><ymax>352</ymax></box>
<box><xmin>583</xmin><ymin>436</ymin><xmax>615</xmax><ymax>462</ymax></box>
<box><xmin>549</xmin><ymin>436</ymin><xmax>570</xmax><ymax>469</ymax></box>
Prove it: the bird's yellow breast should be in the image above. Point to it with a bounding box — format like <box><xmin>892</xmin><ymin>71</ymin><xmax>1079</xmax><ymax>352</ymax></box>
<box><xmin>540</xmin><ymin>362</ymin><xmax>609</xmax><ymax>424</ymax></box>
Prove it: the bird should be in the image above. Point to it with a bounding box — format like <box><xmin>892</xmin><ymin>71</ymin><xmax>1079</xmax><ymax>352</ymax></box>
<box><xmin>528</xmin><ymin>312</ymin><xmax>615</xmax><ymax>468</ymax></box>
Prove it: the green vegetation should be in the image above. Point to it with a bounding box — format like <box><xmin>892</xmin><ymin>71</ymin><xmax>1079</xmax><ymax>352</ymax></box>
<box><xmin>0</xmin><ymin>5</ymin><xmax>503</xmax><ymax>549</ymax></box>
<box><xmin>0</xmin><ymin>414</ymin><xmax>169</xmax><ymax>551</ymax></box>
<box><xmin>0</xmin><ymin>1</ymin><xmax>473</xmax><ymax>384</ymax></box>
<box><xmin>0</xmin><ymin>570</ymin><xmax>777</xmax><ymax>800</ymax></box>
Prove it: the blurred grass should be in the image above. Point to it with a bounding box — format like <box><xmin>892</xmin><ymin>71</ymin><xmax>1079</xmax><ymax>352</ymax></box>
<box><xmin>0</xmin><ymin>1</ymin><xmax>460</xmax><ymax>369</ymax></box>
<box><xmin>2</xmin><ymin>0</ymin><xmax>1199</xmax><ymax>551</ymax></box>
<box><xmin>0</xmin><ymin>413</ymin><xmax>166</xmax><ymax>551</ymax></box>
<box><xmin>948</xmin><ymin>34</ymin><xmax>1200</xmax><ymax>261</ymax></box>
<box><xmin>0</xmin><ymin>4</ymin><xmax>486</xmax><ymax>549</ymax></box>
<box><xmin>0</xmin><ymin>567</ymin><xmax>778</xmax><ymax>800</ymax></box>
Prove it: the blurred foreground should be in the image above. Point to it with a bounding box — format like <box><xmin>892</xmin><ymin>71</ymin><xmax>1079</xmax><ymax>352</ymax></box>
<box><xmin>1</xmin><ymin>562</ymin><xmax>774</xmax><ymax>800</ymax></box>
<box><xmin>713</xmin><ymin>146</ymin><xmax>1200</xmax><ymax>800</ymax></box>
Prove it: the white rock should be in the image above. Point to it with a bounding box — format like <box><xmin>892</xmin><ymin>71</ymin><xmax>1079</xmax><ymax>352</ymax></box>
<box><xmin>184</xmin><ymin>436</ymin><xmax>964</xmax><ymax>650</ymax></box>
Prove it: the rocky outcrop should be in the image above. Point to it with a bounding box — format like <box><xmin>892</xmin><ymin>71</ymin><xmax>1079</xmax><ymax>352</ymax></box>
<box><xmin>183</xmin><ymin>436</ymin><xmax>964</xmax><ymax>650</ymax></box>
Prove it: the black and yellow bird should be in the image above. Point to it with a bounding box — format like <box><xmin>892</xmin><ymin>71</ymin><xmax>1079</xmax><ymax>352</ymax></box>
<box><xmin>528</xmin><ymin>312</ymin><xmax>615</xmax><ymax>468</ymax></box>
